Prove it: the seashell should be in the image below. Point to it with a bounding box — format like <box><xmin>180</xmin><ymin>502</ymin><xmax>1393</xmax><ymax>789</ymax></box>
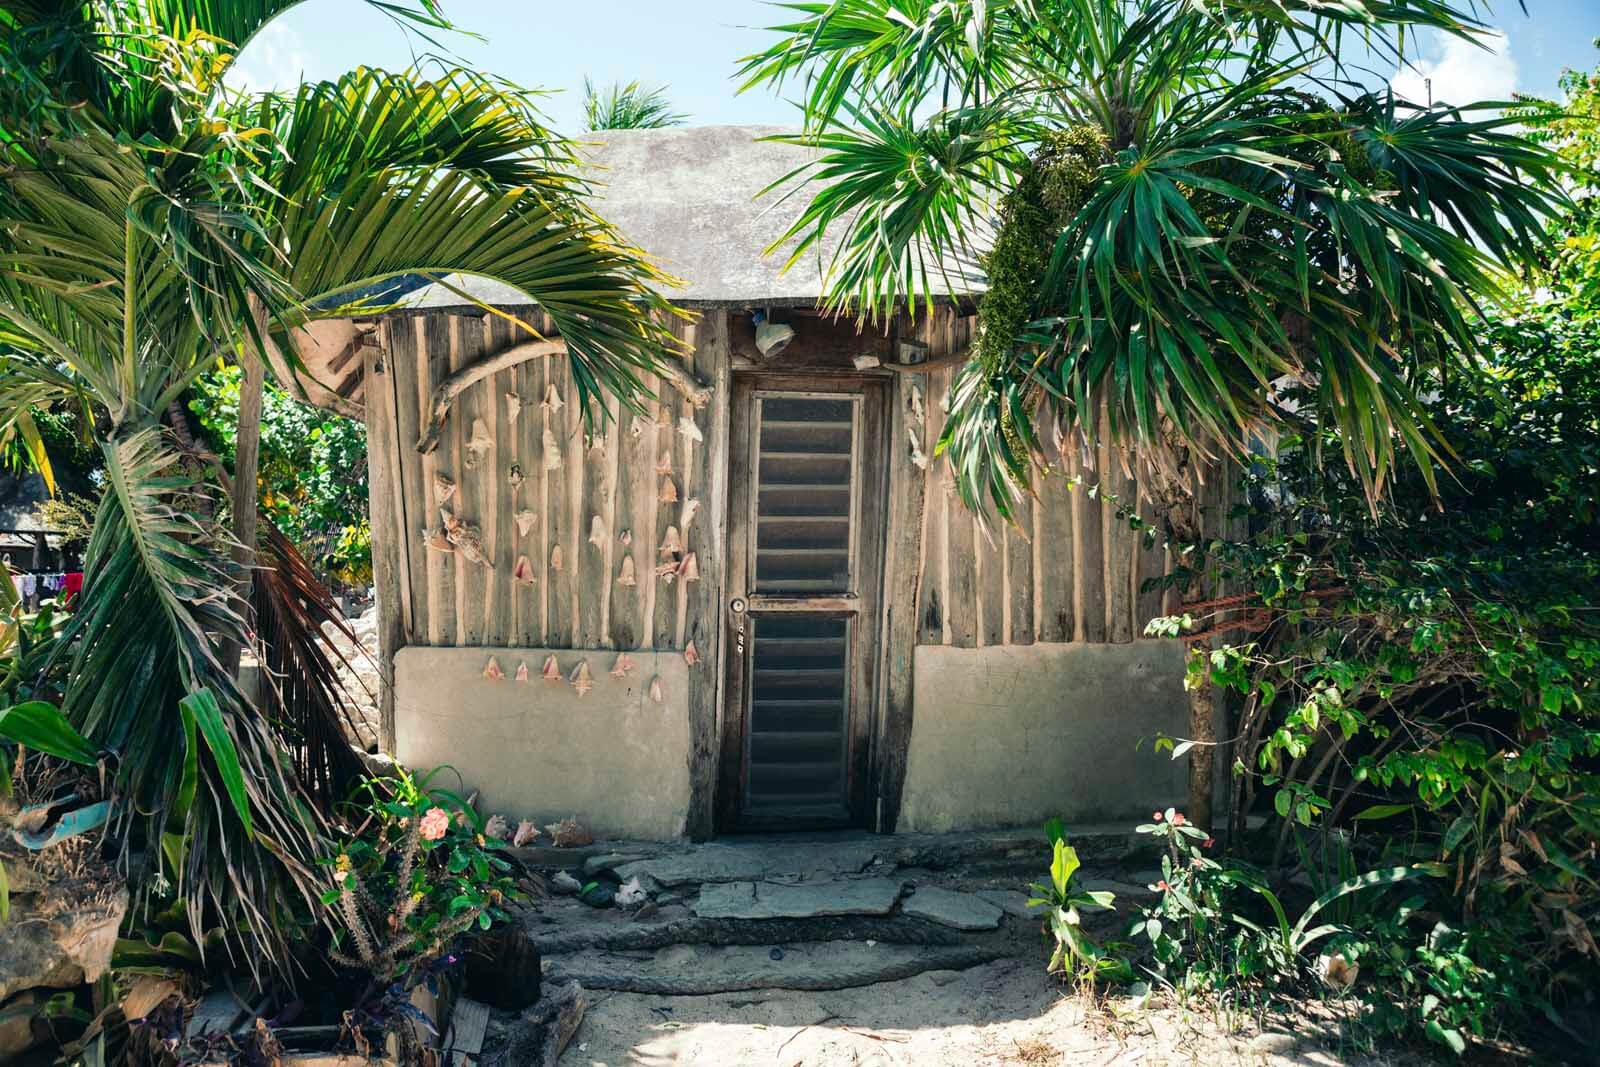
<box><xmin>569</xmin><ymin>659</ymin><xmax>593</xmax><ymax>696</ymax></box>
<box><xmin>683</xmin><ymin>640</ymin><xmax>700</xmax><ymax>667</ymax></box>
<box><xmin>656</xmin><ymin>450</ymin><xmax>673</xmax><ymax>475</ymax></box>
<box><xmin>483</xmin><ymin>656</ymin><xmax>505</xmax><ymax>680</ymax></box>
<box><xmin>423</xmin><ymin>526</ymin><xmax>453</xmax><ymax>552</ymax></box>
<box><xmin>465</xmin><ymin>418</ymin><xmax>493</xmax><ymax>466</ymax></box>
<box><xmin>447</xmin><ymin>517</ymin><xmax>493</xmax><ymax>568</ymax></box>
<box><xmin>655</xmin><ymin>405</ymin><xmax>673</xmax><ymax>429</ymax></box>
<box><xmin>615</xmin><ymin>875</ymin><xmax>648</xmax><ymax>908</ymax></box>
<box><xmin>514</xmin><ymin>660</ymin><xmax>530</xmax><ymax>682</ymax></box>
<box><xmin>587</xmin><ymin>430</ymin><xmax>607</xmax><ymax>456</ymax></box>
<box><xmin>648</xmin><ymin>676</ymin><xmax>664</xmax><ymax>703</ymax></box>
<box><xmin>610</xmin><ymin>652</ymin><xmax>635</xmax><ymax>678</ymax></box>
<box><xmin>549</xmin><ymin>544</ymin><xmax>563</xmax><ymax>571</ymax></box>
<box><xmin>484</xmin><ymin>814</ymin><xmax>510</xmax><ymax>840</ymax></box>
<box><xmin>542</xmin><ymin>426</ymin><xmax>562</xmax><ymax>470</ymax></box>
<box><xmin>908</xmin><ymin>425</ymin><xmax>929</xmax><ymax>470</ymax></box>
<box><xmin>654</xmin><ymin>560</ymin><xmax>679</xmax><ymax>585</ymax></box>
<box><xmin>508</xmin><ymin>463</ymin><xmax>526</xmax><ymax>489</ymax></box>
<box><xmin>588</xmin><ymin>515</ymin><xmax>607</xmax><ymax>548</ymax></box>
<box><xmin>513</xmin><ymin>555</ymin><xmax>536</xmax><ymax>585</ymax></box>
<box><xmin>678</xmin><ymin>415</ymin><xmax>703</xmax><ymax>443</ymax></box>
<box><xmin>680</xmin><ymin>498</ymin><xmax>700</xmax><ymax>530</ymax></box>
<box><xmin>680</xmin><ymin>552</ymin><xmax>700</xmax><ymax>582</ymax></box>
<box><xmin>658</xmin><ymin>477</ymin><xmax>678</xmax><ymax>503</ymax></box>
<box><xmin>545</xmin><ymin>816</ymin><xmax>592</xmax><ymax>848</ymax></box>
<box><xmin>541</xmin><ymin>654</ymin><xmax>561</xmax><ymax>681</ymax></box>
<box><xmin>512</xmin><ymin>819</ymin><xmax>539</xmax><ymax>847</ymax></box>
<box><xmin>434</xmin><ymin>472</ymin><xmax>456</xmax><ymax>504</ymax></box>
<box><xmin>909</xmin><ymin>383</ymin><xmax>925</xmax><ymax>423</ymax></box>
<box><xmin>542</xmin><ymin>383</ymin><xmax>564</xmax><ymax>412</ymax></box>
<box><xmin>619</xmin><ymin>528</ymin><xmax>633</xmax><ymax>546</ymax></box>
<box><xmin>617</xmin><ymin>556</ymin><xmax>637</xmax><ymax>587</ymax></box>
<box><xmin>660</xmin><ymin>525</ymin><xmax>683</xmax><ymax>557</ymax></box>
<box><xmin>515</xmin><ymin>509</ymin><xmax>536</xmax><ymax>537</ymax></box>
<box><xmin>506</xmin><ymin>392</ymin><xmax>523</xmax><ymax>424</ymax></box>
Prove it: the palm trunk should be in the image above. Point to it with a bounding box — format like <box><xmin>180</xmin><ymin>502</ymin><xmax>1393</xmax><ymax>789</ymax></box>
<box><xmin>1142</xmin><ymin>426</ymin><xmax>1218</xmax><ymax>834</ymax></box>
<box><xmin>223</xmin><ymin>297</ymin><xmax>270</xmax><ymax>675</ymax></box>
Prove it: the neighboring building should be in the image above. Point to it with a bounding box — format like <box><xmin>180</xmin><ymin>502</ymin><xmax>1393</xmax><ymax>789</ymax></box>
<box><xmin>300</xmin><ymin>126</ymin><xmax>1236</xmax><ymax>840</ymax></box>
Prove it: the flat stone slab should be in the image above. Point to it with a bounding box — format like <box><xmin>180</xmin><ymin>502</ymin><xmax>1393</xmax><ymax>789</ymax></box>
<box><xmin>974</xmin><ymin>889</ymin><xmax>1043</xmax><ymax>920</ymax></box>
<box><xmin>901</xmin><ymin>887</ymin><xmax>1004</xmax><ymax>930</ymax></box>
<box><xmin>692</xmin><ymin>878</ymin><xmax>904</xmax><ymax>920</ymax></box>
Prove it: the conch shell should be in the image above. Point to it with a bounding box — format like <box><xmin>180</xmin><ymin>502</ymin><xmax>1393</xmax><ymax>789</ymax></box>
<box><xmin>434</xmin><ymin>472</ymin><xmax>456</xmax><ymax>505</ymax></box>
<box><xmin>588</xmin><ymin>515</ymin><xmax>607</xmax><ymax>547</ymax></box>
<box><xmin>683</xmin><ymin>640</ymin><xmax>700</xmax><ymax>667</ymax></box>
<box><xmin>541</xmin><ymin>654</ymin><xmax>561</xmax><ymax>681</ymax></box>
<box><xmin>550</xmin><ymin>544</ymin><xmax>563</xmax><ymax>571</ymax></box>
<box><xmin>482</xmin><ymin>656</ymin><xmax>505</xmax><ymax>680</ymax></box>
<box><xmin>542</xmin><ymin>383</ymin><xmax>564</xmax><ymax>412</ymax></box>
<box><xmin>505</xmin><ymin>392</ymin><xmax>523</xmax><ymax>424</ymax></box>
<box><xmin>610</xmin><ymin>652</ymin><xmax>635</xmax><ymax>678</ymax></box>
<box><xmin>465</xmin><ymin>418</ymin><xmax>492</xmax><ymax>466</ymax></box>
<box><xmin>648</xmin><ymin>676</ymin><xmax>664</xmax><ymax>703</ymax></box>
<box><xmin>678</xmin><ymin>415</ymin><xmax>702</xmax><ymax>443</ymax></box>
<box><xmin>658</xmin><ymin>477</ymin><xmax>678</xmax><ymax>503</ymax></box>
<box><xmin>660</xmin><ymin>525</ymin><xmax>683</xmax><ymax>557</ymax></box>
<box><xmin>679</xmin><ymin>552</ymin><xmax>700</xmax><ymax>582</ymax></box>
<box><xmin>616</xmin><ymin>556</ymin><xmax>637</xmax><ymax>587</ymax></box>
<box><xmin>513</xmin><ymin>819</ymin><xmax>539</xmax><ymax>847</ymax></box>
<box><xmin>569</xmin><ymin>659</ymin><xmax>593</xmax><ymax>696</ymax></box>
<box><xmin>512</xmin><ymin>555</ymin><xmax>536</xmax><ymax>585</ymax></box>
<box><xmin>515</xmin><ymin>510</ymin><xmax>536</xmax><ymax>537</ymax></box>
<box><xmin>514</xmin><ymin>660</ymin><xmax>530</xmax><ymax>682</ymax></box>
<box><xmin>542</xmin><ymin>426</ymin><xmax>562</xmax><ymax>470</ymax></box>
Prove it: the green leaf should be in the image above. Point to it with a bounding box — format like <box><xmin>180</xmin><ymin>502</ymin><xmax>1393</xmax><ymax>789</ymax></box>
<box><xmin>0</xmin><ymin>701</ymin><xmax>98</xmax><ymax>765</ymax></box>
<box><xmin>1441</xmin><ymin>815</ymin><xmax>1473</xmax><ymax>857</ymax></box>
<box><xmin>1425</xmin><ymin>1020</ymin><xmax>1467</xmax><ymax>1056</ymax></box>
<box><xmin>1050</xmin><ymin>840</ymin><xmax>1081</xmax><ymax>898</ymax></box>
<box><xmin>180</xmin><ymin>690</ymin><xmax>252</xmax><ymax>838</ymax></box>
<box><xmin>1352</xmin><ymin>803</ymin><xmax>1413</xmax><ymax>821</ymax></box>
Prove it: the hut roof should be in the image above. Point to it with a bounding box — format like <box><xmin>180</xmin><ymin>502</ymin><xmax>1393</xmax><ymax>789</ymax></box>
<box><xmin>400</xmin><ymin>124</ymin><xmax>988</xmax><ymax>311</ymax></box>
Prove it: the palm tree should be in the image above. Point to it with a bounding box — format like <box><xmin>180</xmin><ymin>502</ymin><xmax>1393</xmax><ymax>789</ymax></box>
<box><xmin>583</xmin><ymin>76</ymin><xmax>688</xmax><ymax>129</ymax></box>
<box><xmin>0</xmin><ymin>0</ymin><xmax>676</xmax><ymax>974</ymax></box>
<box><xmin>739</xmin><ymin>0</ymin><xmax>1566</xmax><ymax>831</ymax></box>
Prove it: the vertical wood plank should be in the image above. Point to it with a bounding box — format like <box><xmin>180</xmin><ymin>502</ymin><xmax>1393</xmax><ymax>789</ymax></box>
<box><xmin>1135</xmin><ymin>460</ymin><xmax>1169</xmax><ymax>633</ymax></box>
<box><xmin>455</xmin><ymin>316</ymin><xmax>488</xmax><ymax>646</ymax></box>
<box><xmin>576</xmin><ymin>395</ymin><xmax>611</xmax><ymax>649</ymax></box>
<box><xmin>483</xmin><ymin>316</ymin><xmax>509</xmax><ymax>646</ymax></box>
<box><xmin>651</xmin><ymin>362</ymin><xmax>682</xmax><ymax>650</ymax></box>
<box><xmin>424</xmin><ymin>315</ymin><xmax>458</xmax><ymax>647</ymax></box>
<box><xmin>1074</xmin><ymin>435</ymin><xmax>1107</xmax><ymax>642</ymax></box>
<box><xmin>391</xmin><ymin>319</ymin><xmax>431</xmax><ymax>647</ymax></box>
<box><xmin>608</xmin><ymin>396</ymin><xmax>648</xmax><ymax>649</ymax></box>
<box><xmin>543</xmin><ymin>352</ymin><xmax>573</xmax><ymax>647</ymax></box>
<box><xmin>877</xmin><ymin>308</ymin><xmax>935</xmax><ymax>830</ymax></box>
<box><xmin>974</xmin><ymin>517</ymin><xmax>1003</xmax><ymax>646</ymax></box>
<box><xmin>361</xmin><ymin>342</ymin><xmax>404</xmax><ymax>751</ymax></box>
<box><xmin>675</xmin><ymin>319</ymin><xmax>700</xmax><ymax>650</ymax></box>
<box><xmin>684</xmin><ymin>311</ymin><xmax>730</xmax><ymax>840</ymax></box>
<box><xmin>1036</xmin><ymin>466</ymin><xmax>1076</xmax><ymax>643</ymax></box>
<box><xmin>1004</xmin><ymin>492</ymin><xmax>1035</xmax><ymax>645</ymax></box>
<box><xmin>518</xmin><ymin>345</ymin><xmax>546</xmax><ymax>646</ymax></box>
<box><xmin>914</xmin><ymin>363</ymin><xmax>948</xmax><ymax>646</ymax></box>
<box><xmin>1104</xmin><ymin>442</ymin><xmax>1135</xmax><ymax>644</ymax></box>
<box><xmin>564</xmin><ymin>364</ymin><xmax>584</xmax><ymax>646</ymax></box>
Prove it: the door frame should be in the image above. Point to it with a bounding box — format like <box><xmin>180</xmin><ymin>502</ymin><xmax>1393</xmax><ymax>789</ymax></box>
<box><xmin>716</xmin><ymin>371</ymin><xmax>891</xmax><ymax>833</ymax></box>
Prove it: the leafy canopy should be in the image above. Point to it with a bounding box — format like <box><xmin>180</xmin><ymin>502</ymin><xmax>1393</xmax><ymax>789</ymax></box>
<box><xmin>740</xmin><ymin>0</ymin><xmax>1568</xmax><ymax>517</ymax></box>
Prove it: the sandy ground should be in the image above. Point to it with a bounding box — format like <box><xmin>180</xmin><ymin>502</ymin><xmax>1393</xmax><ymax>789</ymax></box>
<box><xmin>549</xmin><ymin>959</ymin><xmax>1404</xmax><ymax>1067</ymax></box>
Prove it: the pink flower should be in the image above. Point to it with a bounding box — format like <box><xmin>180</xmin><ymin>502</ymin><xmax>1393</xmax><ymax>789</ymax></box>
<box><xmin>1152</xmin><ymin>811</ymin><xmax>1163</xmax><ymax>822</ymax></box>
<box><xmin>418</xmin><ymin>807</ymin><xmax>450</xmax><ymax>841</ymax></box>
<box><xmin>1202</xmin><ymin>837</ymin><xmax>1215</xmax><ymax>849</ymax></box>
<box><xmin>1172</xmin><ymin>813</ymin><xmax>1187</xmax><ymax>826</ymax></box>
<box><xmin>1156</xmin><ymin>880</ymin><xmax>1170</xmax><ymax>892</ymax></box>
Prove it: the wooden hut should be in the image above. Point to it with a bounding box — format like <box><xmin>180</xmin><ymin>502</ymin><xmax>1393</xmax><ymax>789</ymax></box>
<box><xmin>302</xmin><ymin>126</ymin><xmax>1235</xmax><ymax>840</ymax></box>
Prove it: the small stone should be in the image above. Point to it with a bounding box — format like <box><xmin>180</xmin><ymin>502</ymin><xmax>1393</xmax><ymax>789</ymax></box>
<box><xmin>551</xmin><ymin>871</ymin><xmax>582</xmax><ymax>895</ymax></box>
<box><xmin>769</xmin><ymin>947</ymin><xmax>784</xmax><ymax>961</ymax></box>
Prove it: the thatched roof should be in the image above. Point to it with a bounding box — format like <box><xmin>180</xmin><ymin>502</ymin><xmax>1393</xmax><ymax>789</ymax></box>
<box><xmin>401</xmin><ymin>124</ymin><xmax>988</xmax><ymax>311</ymax></box>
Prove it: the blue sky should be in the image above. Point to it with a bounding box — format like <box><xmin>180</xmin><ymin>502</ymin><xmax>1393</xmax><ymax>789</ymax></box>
<box><xmin>231</xmin><ymin>1</ymin><xmax>1600</xmax><ymax>130</ymax></box>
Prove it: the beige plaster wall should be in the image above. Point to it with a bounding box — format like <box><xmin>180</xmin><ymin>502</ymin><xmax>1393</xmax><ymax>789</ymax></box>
<box><xmin>394</xmin><ymin>647</ymin><xmax>690</xmax><ymax>840</ymax></box>
<box><xmin>897</xmin><ymin>641</ymin><xmax>1190</xmax><ymax>832</ymax></box>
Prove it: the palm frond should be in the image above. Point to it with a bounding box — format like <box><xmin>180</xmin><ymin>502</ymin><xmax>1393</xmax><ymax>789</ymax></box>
<box><xmin>582</xmin><ymin>77</ymin><xmax>687</xmax><ymax>130</ymax></box>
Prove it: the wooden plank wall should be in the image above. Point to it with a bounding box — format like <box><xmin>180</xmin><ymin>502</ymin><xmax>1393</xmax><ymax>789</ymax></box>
<box><xmin>369</xmin><ymin>306</ymin><xmax>722</xmax><ymax>656</ymax></box>
<box><xmin>906</xmin><ymin>312</ymin><xmax>1239</xmax><ymax>651</ymax></box>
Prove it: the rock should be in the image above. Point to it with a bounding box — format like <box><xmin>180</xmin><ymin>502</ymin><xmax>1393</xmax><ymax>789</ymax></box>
<box><xmin>0</xmin><ymin>885</ymin><xmax>128</xmax><ymax>1001</ymax></box>
<box><xmin>582</xmin><ymin>853</ymin><xmax>645</xmax><ymax>879</ymax></box>
<box><xmin>692</xmin><ymin>878</ymin><xmax>904</xmax><ymax>920</ymax></box>
<box><xmin>900</xmin><ymin>886</ymin><xmax>1004</xmax><ymax>930</ymax></box>
<box><xmin>0</xmin><ymin>990</ymin><xmax>46</xmax><ymax>1060</ymax></box>
<box><xmin>464</xmin><ymin>925</ymin><xmax>542</xmax><ymax>1011</ymax></box>
<box><xmin>551</xmin><ymin>871</ymin><xmax>583</xmax><ymax>895</ymax></box>
<box><xmin>1249</xmin><ymin>1031</ymin><xmax>1301</xmax><ymax>1055</ymax></box>
<box><xmin>579</xmin><ymin>882</ymin><xmax>616</xmax><ymax>909</ymax></box>
<box><xmin>974</xmin><ymin>889</ymin><xmax>1043</xmax><ymax>919</ymax></box>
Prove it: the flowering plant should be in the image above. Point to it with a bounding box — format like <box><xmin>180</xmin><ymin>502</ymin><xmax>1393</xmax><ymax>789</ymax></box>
<box><xmin>322</xmin><ymin>768</ymin><xmax>519</xmax><ymax>982</ymax></box>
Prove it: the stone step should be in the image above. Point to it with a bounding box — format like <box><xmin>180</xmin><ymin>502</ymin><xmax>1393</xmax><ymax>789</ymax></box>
<box><xmin>529</xmin><ymin>911</ymin><xmax>967</xmax><ymax>955</ymax></box>
<box><xmin>544</xmin><ymin>940</ymin><xmax>1006</xmax><ymax>995</ymax></box>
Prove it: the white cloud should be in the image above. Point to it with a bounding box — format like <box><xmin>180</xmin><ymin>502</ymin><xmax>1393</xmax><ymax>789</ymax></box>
<box><xmin>223</xmin><ymin>22</ymin><xmax>309</xmax><ymax>93</ymax></box>
<box><xmin>1390</xmin><ymin>28</ymin><xmax>1518</xmax><ymax>107</ymax></box>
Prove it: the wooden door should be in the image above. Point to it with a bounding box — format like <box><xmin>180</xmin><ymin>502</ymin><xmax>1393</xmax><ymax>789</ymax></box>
<box><xmin>718</xmin><ymin>374</ymin><xmax>888</xmax><ymax>831</ymax></box>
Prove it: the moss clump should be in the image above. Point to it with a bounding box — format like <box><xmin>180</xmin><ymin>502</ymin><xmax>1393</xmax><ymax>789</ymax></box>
<box><xmin>976</xmin><ymin>125</ymin><xmax>1111</xmax><ymax>379</ymax></box>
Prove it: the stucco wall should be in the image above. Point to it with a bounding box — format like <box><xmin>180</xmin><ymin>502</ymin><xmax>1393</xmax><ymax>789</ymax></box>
<box><xmin>394</xmin><ymin>647</ymin><xmax>690</xmax><ymax>840</ymax></box>
<box><xmin>897</xmin><ymin>641</ymin><xmax>1189</xmax><ymax>832</ymax></box>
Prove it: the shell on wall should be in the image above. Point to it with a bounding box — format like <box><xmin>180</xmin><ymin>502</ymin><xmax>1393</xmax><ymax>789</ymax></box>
<box><xmin>550</xmin><ymin>544</ymin><xmax>563</xmax><ymax>571</ymax></box>
<box><xmin>542</xmin><ymin>426</ymin><xmax>562</xmax><ymax>470</ymax></box>
<box><xmin>609</xmin><ymin>652</ymin><xmax>635</xmax><ymax>678</ymax></box>
<box><xmin>648</xmin><ymin>676</ymin><xmax>664</xmax><ymax>703</ymax></box>
<box><xmin>658</xmin><ymin>477</ymin><xmax>677</xmax><ymax>503</ymax></box>
<box><xmin>677</xmin><ymin>416</ymin><xmax>703</xmax><ymax>443</ymax></box>
<box><xmin>683</xmin><ymin>640</ymin><xmax>700</xmax><ymax>667</ymax></box>
<box><xmin>680</xmin><ymin>552</ymin><xmax>700</xmax><ymax>582</ymax></box>
<box><xmin>660</xmin><ymin>525</ymin><xmax>683</xmax><ymax>557</ymax></box>
<box><xmin>515</xmin><ymin>509</ymin><xmax>536</xmax><ymax>537</ymax></box>
<box><xmin>422</xmin><ymin>525</ymin><xmax>453</xmax><ymax>553</ymax></box>
<box><xmin>680</xmin><ymin>498</ymin><xmax>700</xmax><ymax>530</ymax></box>
<box><xmin>506</xmin><ymin>392</ymin><xmax>524</xmax><ymax>424</ymax></box>
<box><xmin>654</xmin><ymin>560</ymin><xmax>680</xmax><ymax>584</ymax></box>
<box><xmin>508</xmin><ymin>463</ymin><xmax>526</xmax><ymax>490</ymax></box>
<box><xmin>569</xmin><ymin>659</ymin><xmax>593</xmax><ymax>696</ymax></box>
<box><xmin>588</xmin><ymin>515</ymin><xmax>607</xmax><ymax>548</ymax></box>
<box><xmin>434</xmin><ymin>472</ymin><xmax>456</xmax><ymax>505</ymax></box>
<box><xmin>542</xmin><ymin>383</ymin><xmax>564</xmax><ymax>412</ymax></box>
<box><xmin>514</xmin><ymin>660</ymin><xmax>530</xmax><ymax>682</ymax></box>
<box><xmin>656</xmin><ymin>451</ymin><xmax>673</xmax><ymax>476</ymax></box>
<box><xmin>513</xmin><ymin>555</ymin><xmax>536</xmax><ymax>585</ymax></box>
<box><xmin>465</xmin><ymin>418</ymin><xmax>493</xmax><ymax>467</ymax></box>
<box><xmin>542</xmin><ymin>654</ymin><xmax>561</xmax><ymax>681</ymax></box>
<box><xmin>616</xmin><ymin>556</ymin><xmax>637</xmax><ymax>587</ymax></box>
